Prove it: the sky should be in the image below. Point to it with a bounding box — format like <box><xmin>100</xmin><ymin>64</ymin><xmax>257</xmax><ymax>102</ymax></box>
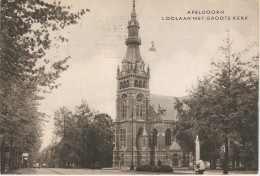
<box><xmin>39</xmin><ymin>0</ymin><xmax>259</xmax><ymax>150</ymax></box>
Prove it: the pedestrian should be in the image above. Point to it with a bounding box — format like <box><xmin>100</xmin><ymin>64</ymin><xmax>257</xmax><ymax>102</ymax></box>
<box><xmin>198</xmin><ymin>160</ymin><xmax>205</xmax><ymax>174</ymax></box>
<box><xmin>194</xmin><ymin>162</ymin><xmax>200</xmax><ymax>174</ymax></box>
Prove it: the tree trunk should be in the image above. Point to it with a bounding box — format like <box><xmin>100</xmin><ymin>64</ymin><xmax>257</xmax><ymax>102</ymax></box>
<box><xmin>9</xmin><ymin>141</ymin><xmax>14</xmax><ymax>171</ymax></box>
<box><xmin>223</xmin><ymin>136</ymin><xmax>228</xmax><ymax>174</ymax></box>
<box><xmin>14</xmin><ymin>148</ymin><xmax>17</xmax><ymax>169</ymax></box>
<box><xmin>213</xmin><ymin>157</ymin><xmax>216</xmax><ymax>169</ymax></box>
<box><xmin>1</xmin><ymin>135</ymin><xmax>5</xmax><ymax>174</ymax></box>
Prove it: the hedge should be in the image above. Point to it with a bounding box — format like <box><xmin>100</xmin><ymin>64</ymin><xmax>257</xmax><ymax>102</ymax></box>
<box><xmin>136</xmin><ymin>165</ymin><xmax>173</xmax><ymax>172</ymax></box>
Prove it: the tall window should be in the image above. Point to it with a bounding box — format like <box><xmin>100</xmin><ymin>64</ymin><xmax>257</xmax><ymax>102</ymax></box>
<box><xmin>151</xmin><ymin>129</ymin><xmax>158</xmax><ymax>146</ymax></box>
<box><xmin>134</xmin><ymin>80</ymin><xmax>138</xmax><ymax>87</ymax></box>
<box><xmin>139</xmin><ymin>80</ymin><xmax>142</xmax><ymax>88</ymax></box>
<box><xmin>136</xmin><ymin>105</ymin><xmax>143</xmax><ymax>117</ymax></box>
<box><xmin>122</xmin><ymin>94</ymin><xmax>127</xmax><ymax>118</ymax></box>
<box><xmin>136</xmin><ymin>94</ymin><xmax>144</xmax><ymax>117</ymax></box>
<box><xmin>136</xmin><ymin>105</ymin><xmax>139</xmax><ymax>116</ymax></box>
<box><xmin>122</xmin><ymin>106</ymin><xmax>127</xmax><ymax>118</ymax></box>
<box><xmin>165</xmin><ymin>129</ymin><xmax>171</xmax><ymax>146</ymax></box>
<box><xmin>120</xmin><ymin>129</ymin><xmax>126</xmax><ymax>142</ymax></box>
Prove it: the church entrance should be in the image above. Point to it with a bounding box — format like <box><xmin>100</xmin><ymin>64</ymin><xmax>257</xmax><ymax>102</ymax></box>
<box><xmin>172</xmin><ymin>153</ymin><xmax>179</xmax><ymax>166</ymax></box>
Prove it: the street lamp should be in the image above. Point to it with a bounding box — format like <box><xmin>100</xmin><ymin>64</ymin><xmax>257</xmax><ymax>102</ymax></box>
<box><xmin>130</xmin><ymin>92</ymin><xmax>134</xmax><ymax>170</ymax></box>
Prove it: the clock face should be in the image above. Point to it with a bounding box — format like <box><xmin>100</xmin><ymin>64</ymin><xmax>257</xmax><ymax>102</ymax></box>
<box><xmin>137</xmin><ymin>94</ymin><xmax>143</xmax><ymax>102</ymax></box>
<box><xmin>122</xmin><ymin>94</ymin><xmax>127</xmax><ymax>102</ymax></box>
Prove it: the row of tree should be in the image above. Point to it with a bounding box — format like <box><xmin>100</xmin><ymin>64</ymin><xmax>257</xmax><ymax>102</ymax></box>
<box><xmin>0</xmin><ymin>0</ymin><xmax>88</xmax><ymax>173</ymax></box>
<box><xmin>40</xmin><ymin>101</ymin><xmax>114</xmax><ymax>168</ymax></box>
<box><xmin>174</xmin><ymin>33</ymin><xmax>258</xmax><ymax>174</ymax></box>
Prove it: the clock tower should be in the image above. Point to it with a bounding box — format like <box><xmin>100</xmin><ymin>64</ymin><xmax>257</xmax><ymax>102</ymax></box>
<box><xmin>113</xmin><ymin>0</ymin><xmax>151</xmax><ymax>166</ymax></box>
<box><xmin>113</xmin><ymin>0</ymin><xmax>185</xmax><ymax>168</ymax></box>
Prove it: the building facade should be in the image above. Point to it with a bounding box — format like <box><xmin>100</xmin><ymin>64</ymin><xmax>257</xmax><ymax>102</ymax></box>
<box><xmin>113</xmin><ymin>1</ymin><xmax>191</xmax><ymax>167</ymax></box>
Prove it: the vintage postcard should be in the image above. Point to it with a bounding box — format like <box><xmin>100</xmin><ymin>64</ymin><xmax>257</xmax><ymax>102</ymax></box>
<box><xmin>0</xmin><ymin>0</ymin><xmax>258</xmax><ymax>175</ymax></box>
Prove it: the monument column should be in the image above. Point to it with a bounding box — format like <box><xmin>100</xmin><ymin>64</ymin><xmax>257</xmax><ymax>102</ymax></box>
<box><xmin>195</xmin><ymin>135</ymin><xmax>200</xmax><ymax>164</ymax></box>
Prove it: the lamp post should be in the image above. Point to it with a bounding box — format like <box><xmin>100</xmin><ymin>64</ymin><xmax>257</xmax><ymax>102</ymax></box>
<box><xmin>130</xmin><ymin>92</ymin><xmax>134</xmax><ymax>170</ymax></box>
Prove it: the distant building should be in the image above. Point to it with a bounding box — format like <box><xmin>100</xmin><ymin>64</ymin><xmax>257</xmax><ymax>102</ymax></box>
<box><xmin>113</xmin><ymin>1</ymin><xmax>191</xmax><ymax>167</ymax></box>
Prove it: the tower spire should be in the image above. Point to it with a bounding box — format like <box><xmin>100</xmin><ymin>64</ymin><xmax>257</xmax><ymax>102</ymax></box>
<box><xmin>131</xmin><ymin>0</ymin><xmax>136</xmax><ymax>20</ymax></box>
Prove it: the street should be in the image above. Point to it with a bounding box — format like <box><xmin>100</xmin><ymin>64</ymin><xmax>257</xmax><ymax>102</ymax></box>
<box><xmin>7</xmin><ymin>168</ymin><xmax>159</xmax><ymax>175</ymax></box>
<box><xmin>6</xmin><ymin>168</ymin><xmax>258</xmax><ymax>175</ymax></box>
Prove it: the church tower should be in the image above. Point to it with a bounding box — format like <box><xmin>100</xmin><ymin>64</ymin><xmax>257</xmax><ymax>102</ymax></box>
<box><xmin>116</xmin><ymin>0</ymin><xmax>150</xmax><ymax>121</ymax></box>
<box><xmin>113</xmin><ymin>0</ymin><xmax>151</xmax><ymax>166</ymax></box>
<box><xmin>113</xmin><ymin>0</ymin><xmax>185</xmax><ymax>168</ymax></box>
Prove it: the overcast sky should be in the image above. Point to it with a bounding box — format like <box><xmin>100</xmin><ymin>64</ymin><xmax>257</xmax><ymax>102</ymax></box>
<box><xmin>39</xmin><ymin>0</ymin><xmax>259</xmax><ymax>150</ymax></box>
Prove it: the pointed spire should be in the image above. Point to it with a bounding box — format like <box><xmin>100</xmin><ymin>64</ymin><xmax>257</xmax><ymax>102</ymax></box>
<box><xmin>133</xmin><ymin>0</ymin><xmax>136</xmax><ymax>13</ymax></box>
<box><xmin>117</xmin><ymin>65</ymin><xmax>120</xmax><ymax>74</ymax></box>
<box><xmin>131</xmin><ymin>0</ymin><xmax>136</xmax><ymax>20</ymax></box>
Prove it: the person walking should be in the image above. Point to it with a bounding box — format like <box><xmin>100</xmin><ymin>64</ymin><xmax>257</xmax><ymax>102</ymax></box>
<box><xmin>198</xmin><ymin>160</ymin><xmax>205</xmax><ymax>174</ymax></box>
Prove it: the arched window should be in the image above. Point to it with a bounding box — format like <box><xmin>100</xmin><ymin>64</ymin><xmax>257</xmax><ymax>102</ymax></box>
<box><xmin>139</xmin><ymin>80</ymin><xmax>142</xmax><ymax>88</ymax></box>
<box><xmin>120</xmin><ymin>82</ymin><xmax>122</xmax><ymax>89</ymax></box>
<box><xmin>120</xmin><ymin>129</ymin><xmax>126</xmax><ymax>142</ymax></box>
<box><xmin>140</xmin><ymin>105</ymin><xmax>142</xmax><ymax>117</ymax></box>
<box><xmin>165</xmin><ymin>129</ymin><xmax>171</xmax><ymax>146</ymax></box>
<box><xmin>122</xmin><ymin>94</ymin><xmax>127</xmax><ymax>118</ymax></box>
<box><xmin>126</xmin><ymin>80</ymin><xmax>129</xmax><ymax>88</ymax></box>
<box><xmin>134</xmin><ymin>80</ymin><xmax>138</xmax><ymax>87</ymax></box>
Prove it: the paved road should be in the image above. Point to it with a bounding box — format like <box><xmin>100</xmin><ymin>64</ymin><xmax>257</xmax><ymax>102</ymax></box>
<box><xmin>7</xmin><ymin>168</ymin><xmax>158</xmax><ymax>175</ymax></box>
<box><xmin>6</xmin><ymin>168</ymin><xmax>258</xmax><ymax>175</ymax></box>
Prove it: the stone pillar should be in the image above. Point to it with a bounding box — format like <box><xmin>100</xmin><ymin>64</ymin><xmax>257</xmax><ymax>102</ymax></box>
<box><xmin>195</xmin><ymin>135</ymin><xmax>200</xmax><ymax>164</ymax></box>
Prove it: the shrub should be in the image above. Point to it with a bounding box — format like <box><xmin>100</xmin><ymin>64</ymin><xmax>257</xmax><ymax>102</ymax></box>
<box><xmin>135</xmin><ymin>165</ymin><xmax>173</xmax><ymax>173</ymax></box>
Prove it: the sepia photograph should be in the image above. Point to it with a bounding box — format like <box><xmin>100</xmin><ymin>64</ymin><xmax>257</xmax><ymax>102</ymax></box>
<box><xmin>0</xmin><ymin>0</ymin><xmax>259</xmax><ymax>175</ymax></box>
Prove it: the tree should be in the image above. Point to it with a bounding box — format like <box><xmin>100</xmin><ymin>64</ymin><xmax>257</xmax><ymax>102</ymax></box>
<box><xmin>74</xmin><ymin>100</ymin><xmax>93</xmax><ymax>168</ymax></box>
<box><xmin>174</xmin><ymin>32</ymin><xmax>258</xmax><ymax>173</ymax></box>
<box><xmin>0</xmin><ymin>0</ymin><xmax>88</xmax><ymax>173</ymax></box>
<box><xmin>91</xmin><ymin>113</ymin><xmax>114</xmax><ymax>167</ymax></box>
<box><xmin>47</xmin><ymin>101</ymin><xmax>115</xmax><ymax>168</ymax></box>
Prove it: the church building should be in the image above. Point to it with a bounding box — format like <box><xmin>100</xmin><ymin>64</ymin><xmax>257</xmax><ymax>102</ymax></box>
<box><xmin>113</xmin><ymin>1</ymin><xmax>191</xmax><ymax>167</ymax></box>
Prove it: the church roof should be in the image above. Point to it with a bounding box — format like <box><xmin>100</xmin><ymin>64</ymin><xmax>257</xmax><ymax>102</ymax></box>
<box><xmin>169</xmin><ymin>140</ymin><xmax>182</xmax><ymax>151</ymax></box>
<box><xmin>150</xmin><ymin>93</ymin><xmax>187</xmax><ymax>121</ymax></box>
